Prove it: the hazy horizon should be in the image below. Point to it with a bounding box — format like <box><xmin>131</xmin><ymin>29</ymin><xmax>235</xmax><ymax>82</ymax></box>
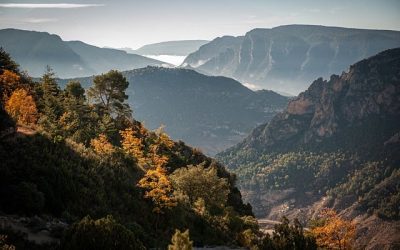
<box><xmin>0</xmin><ymin>0</ymin><xmax>399</xmax><ymax>49</ymax></box>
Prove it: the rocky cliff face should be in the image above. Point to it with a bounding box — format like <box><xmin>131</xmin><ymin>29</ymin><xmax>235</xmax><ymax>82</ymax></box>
<box><xmin>217</xmin><ymin>48</ymin><xmax>400</xmax><ymax>248</ymax></box>
<box><xmin>184</xmin><ymin>25</ymin><xmax>400</xmax><ymax>94</ymax></box>
<box><xmin>231</xmin><ymin>47</ymin><xmax>400</xmax><ymax>154</ymax></box>
<box><xmin>182</xmin><ymin>36</ymin><xmax>243</xmax><ymax>69</ymax></box>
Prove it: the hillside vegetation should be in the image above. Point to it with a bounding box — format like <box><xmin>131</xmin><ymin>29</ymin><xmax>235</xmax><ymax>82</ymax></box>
<box><xmin>0</xmin><ymin>49</ymin><xmax>317</xmax><ymax>249</ymax></box>
<box><xmin>217</xmin><ymin>48</ymin><xmax>400</xmax><ymax>248</ymax></box>
<box><xmin>58</xmin><ymin>67</ymin><xmax>289</xmax><ymax>155</ymax></box>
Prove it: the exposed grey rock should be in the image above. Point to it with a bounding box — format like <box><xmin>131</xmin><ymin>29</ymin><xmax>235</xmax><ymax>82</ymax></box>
<box><xmin>184</xmin><ymin>25</ymin><xmax>400</xmax><ymax>94</ymax></box>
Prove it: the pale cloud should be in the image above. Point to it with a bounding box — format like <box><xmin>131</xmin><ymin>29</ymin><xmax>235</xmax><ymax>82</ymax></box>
<box><xmin>0</xmin><ymin>3</ymin><xmax>104</xmax><ymax>9</ymax></box>
<box><xmin>23</xmin><ymin>18</ymin><xmax>59</xmax><ymax>23</ymax></box>
<box><xmin>329</xmin><ymin>7</ymin><xmax>345</xmax><ymax>14</ymax></box>
<box><xmin>0</xmin><ymin>17</ymin><xmax>59</xmax><ymax>24</ymax></box>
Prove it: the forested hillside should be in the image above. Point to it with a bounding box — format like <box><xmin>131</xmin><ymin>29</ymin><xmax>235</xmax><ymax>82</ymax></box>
<box><xmin>0</xmin><ymin>49</ymin><xmax>317</xmax><ymax>249</ymax></box>
<box><xmin>217</xmin><ymin>48</ymin><xmax>400</xmax><ymax>249</ymax></box>
<box><xmin>58</xmin><ymin>67</ymin><xmax>289</xmax><ymax>155</ymax></box>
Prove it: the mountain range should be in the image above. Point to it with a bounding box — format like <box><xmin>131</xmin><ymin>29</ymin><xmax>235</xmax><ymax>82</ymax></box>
<box><xmin>183</xmin><ymin>25</ymin><xmax>400</xmax><ymax>94</ymax></box>
<box><xmin>3</xmin><ymin>25</ymin><xmax>400</xmax><ymax>95</ymax></box>
<box><xmin>0</xmin><ymin>29</ymin><xmax>169</xmax><ymax>78</ymax></box>
<box><xmin>58</xmin><ymin>67</ymin><xmax>289</xmax><ymax>155</ymax></box>
<box><xmin>1</xmin><ymin>23</ymin><xmax>400</xmax><ymax>249</ymax></box>
<box><xmin>217</xmin><ymin>48</ymin><xmax>400</xmax><ymax>249</ymax></box>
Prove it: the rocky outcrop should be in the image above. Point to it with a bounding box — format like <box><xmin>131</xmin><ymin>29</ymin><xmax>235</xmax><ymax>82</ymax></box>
<box><xmin>217</xmin><ymin>48</ymin><xmax>400</xmax><ymax>249</ymax></box>
<box><xmin>229</xmin><ymin>48</ymin><xmax>400</xmax><ymax>153</ymax></box>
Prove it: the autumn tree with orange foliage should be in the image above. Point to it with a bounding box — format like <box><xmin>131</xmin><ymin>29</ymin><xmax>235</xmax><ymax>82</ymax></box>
<box><xmin>155</xmin><ymin>125</ymin><xmax>174</xmax><ymax>149</ymax></box>
<box><xmin>5</xmin><ymin>88</ymin><xmax>38</xmax><ymax>125</ymax></box>
<box><xmin>140</xmin><ymin>125</ymin><xmax>175</xmax><ymax>169</ymax></box>
<box><xmin>120</xmin><ymin>127</ymin><xmax>146</xmax><ymax>166</ymax></box>
<box><xmin>0</xmin><ymin>69</ymin><xmax>21</xmax><ymax>102</ymax></box>
<box><xmin>137</xmin><ymin>152</ymin><xmax>177</xmax><ymax>247</ymax></box>
<box><xmin>138</xmin><ymin>130</ymin><xmax>176</xmax><ymax>212</ymax></box>
<box><xmin>310</xmin><ymin>208</ymin><xmax>356</xmax><ymax>250</ymax></box>
<box><xmin>138</xmin><ymin>165</ymin><xmax>177</xmax><ymax>214</ymax></box>
<box><xmin>120</xmin><ymin>123</ymin><xmax>174</xmax><ymax>167</ymax></box>
<box><xmin>90</xmin><ymin>133</ymin><xmax>115</xmax><ymax>156</ymax></box>
<box><xmin>136</xmin><ymin>123</ymin><xmax>179</xmax><ymax>213</ymax></box>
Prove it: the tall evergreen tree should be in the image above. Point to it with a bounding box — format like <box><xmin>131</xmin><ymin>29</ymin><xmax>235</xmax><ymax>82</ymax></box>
<box><xmin>87</xmin><ymin>70</ymin><xmax>131</xmax><ymax>118</ymax></box>
<box><xmin>65</xmin><ymin>81</ymin><xmax>85</xmax><ymax>100</ymax></box>
<box><xmin>37</xmin><ymin>67</ymin><xmax>63</xmax><ymax>135</ymax></box>
<box><xmin>61</xmin><ymin>81</ymin><xmax>94</xmax><ymax>143</ymax></box>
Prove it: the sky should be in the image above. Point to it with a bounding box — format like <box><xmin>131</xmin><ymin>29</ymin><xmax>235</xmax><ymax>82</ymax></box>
<box><xmin>0</xmin><ymin>0</ymin><xmax>399</xmax><ymax>49</ymax></box>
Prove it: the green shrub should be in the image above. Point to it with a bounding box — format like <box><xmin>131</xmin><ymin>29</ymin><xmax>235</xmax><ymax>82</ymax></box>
<box><xmin>61</xmin><ymin>215</ymin><xmax>145</xmax><ymax>250</ymax></box>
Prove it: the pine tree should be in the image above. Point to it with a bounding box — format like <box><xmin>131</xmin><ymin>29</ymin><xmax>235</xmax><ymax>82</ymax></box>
<box><xmin>87</xmin><ymin>70</ymin><xmax>131</xmax><ymax>118</ymax></box>
<box><xmin>97</xmin><ymin>113</ymin><xmax>118</xmax><ymax>141</ymax></box>
<box><xmin>61</xmin><ymin>81</ymin><xmax>94</xmax><ymax>143</ymax></box>
<box><xmin>37</xmin><ymin>67</ymin><xmax>63</xmax><ymax>134</ymax></box>
<box><xmin>63</xmin><ymin>81</ymin><xmax>87</xmax><ymax>115</ymax></box>
<box><xmin>64</xmin><ymin>80</ymin><xmax>85</xmax><ymax>100</ymax></box>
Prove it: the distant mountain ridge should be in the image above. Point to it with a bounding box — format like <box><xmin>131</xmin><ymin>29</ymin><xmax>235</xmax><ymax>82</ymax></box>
<box><xmin>183</xmin><ymin>25</ymin><xmax>400</xmax><ymax>94</ymax></box>
<box><xmin>58</xmin><ymin>67</ymin><xmax>289</xmax><ymax>155</ymax></box>
<box><xmin>0</xmin><ymin>29</ymin><xmax>169</xmax><ymax>78</ymax></box>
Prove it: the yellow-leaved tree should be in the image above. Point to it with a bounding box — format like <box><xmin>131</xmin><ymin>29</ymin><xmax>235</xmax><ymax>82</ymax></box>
<box><xmin>136</xmin><ymin>126</ymin><xmax>177</xmax><ymax>246</ymax></box>
<box><xmin>137</xmin><ymin>165</ymin><xmax>177</xmax><ymax>213</ymax></box>
<box><xmin>148</xmin><ymin>126</ymin><xmax>175</xmax><ymax>167</ymax></box>
<box><xmin>155</xmin><ymin>125</ymin><xmax>174</xmax><ymax>149</ymax></box>
<box><xmin>5</xmin><ymin>88</ymin><xmax>38</xmax><ymax>125</ymax></box>
<box><xmin>0</xmin><ymin>69</ymin><xmax>21</xmax><ymax>103</ymax></box>
<box><xmin>90</xmin><ymin>133</ymin><xmax>115</xmax><ymax>156</ymax></box>
<box><xmin>137</xmin><ymin>156</ymin><xmax>177</xmax><ymax>246</ymax></box>
<box><xmin>311</xmin><ymin>208</ymin><xmax>355</xmax><ymax>250</ymax></box>
<box><xmin>120</xmin><ymin>127</ymin><xmax>146</xmax><ymax>166</ymax></box>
